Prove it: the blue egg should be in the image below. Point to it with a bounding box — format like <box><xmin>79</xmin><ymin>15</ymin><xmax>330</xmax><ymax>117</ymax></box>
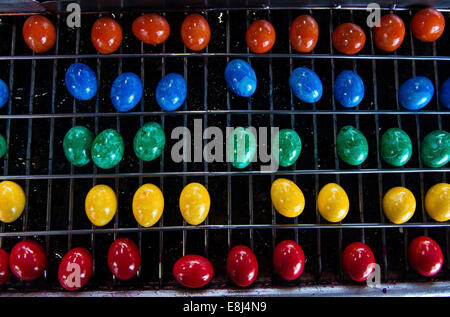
<box><xmin>156</xmin><ymin>73</ymin><xmax>187</xmax><ymax>111</ymax></box>
<box><xmin>289</xmin><ymin>67</ymin><xmax>323</xmax><ymax>103</ymax></box>
<box><xmin>334</xmin><ymin>70</ymin><xmax>365</xmax><ymax>108</ymax></box>
<box><xmin>399</xmin><ymin>76</ymin><xmax>434</xmax><ymax>111</ymax></box>
<box><xmin>110</xmin><ymin>72</ymin><xmax>143</xmax><ymax>112</ymax></box>
<box><xmin>65</xmin><ymin>62</ymin><xmax>97</xmax><ymax>101</ymax></box>
<box><xmin>440</xmin><ymin>77</ymin><xmax>450</xmax><ymax>109</ymax></box>
<box><xmin>0</xmin><ymin>79</ymin><xmax>8</xmax><ymax>109</ymax></box>
<box><xmin>224</xmin><ymin>59</ymin><xmax>257</xmax><ymax>97</ymax></box>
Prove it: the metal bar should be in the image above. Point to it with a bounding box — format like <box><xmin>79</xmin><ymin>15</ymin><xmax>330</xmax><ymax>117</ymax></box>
<box><xmin>182</xmin><ymin>11</ymin><xmax>188</xmax><ymax>257</ymax></box>
<box><xmin>226</xmin><ymin>9</ymin><xmax>232</xmax><ymax>253</ymax></box>
<box><xmin>203</xmin><ymin>9</ymin><xmax>210</xmax><ymax>259</ymax></box>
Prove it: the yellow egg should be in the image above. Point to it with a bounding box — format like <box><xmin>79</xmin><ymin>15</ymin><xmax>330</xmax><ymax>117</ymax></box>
<box><xmin>133</xmin><ymin>183</ymin><xmax>164</xmax><ymax>227</ymax></box>
<box><xmin>270</xmin><ymin>178</ymin><xmax>305</xmax><ymax>218</ymax></box>
<box><xmin>317</xmin><ymin>183</ymin><xmax>349</xmax><ymax>223</ymax></box>
<box><xmin>382</xmin><ymin>187</ymin><xmax>416</xmax><ymax>224</ymax></box>
<box><xmin>0</xmin><ymin>181</ymin><xmax>26</xmax><ymax>223</ymax></box>
<box><xmin>425</xmin><ymin>183</ymin><xmax>450</xmax><ymax>222</ymax></box>
<box><xmin>179</xmin><ymin>182</ymin><xmax>210</xmax><ymax>225</ymax></box>
<box><xmin>85</xmin><ymin>184</ymin><xmax>117</xmax><ymax>227</ymax></box>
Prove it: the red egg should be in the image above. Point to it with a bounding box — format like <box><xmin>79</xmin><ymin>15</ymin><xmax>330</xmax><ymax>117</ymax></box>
<box><xmin>58</xmin><ymin>247</ymin><xmax>93</xmax><ymax>291</ymax></box>
<box><xmin>22</xmin><ymin>15</ymin><xmax>56</xmax><ymax>53</ymax></box>
<box><xmin>342</xmin><ymin>242</ymin><xmax>375</xmax><ymax>282</ymax></box>
<box><xmin>246</xmin><ymin>19</ymin><xmax>276</xmax><ymax>54</ymax></box>
<box><xmin>411</xmin><ymin>8</ymin><xmax>445</xmax><ymax>42</ymax></box>
<box><xmin>289</xmin><ymin>14</ymin><xmax>319</xmax><ymax>53</ymax></box>
<box><xmin>273</xmin><ymin>240</ymin><xmax>305</xmax><ymax>281</ymax></box>
<box><xmin>332</xmin><ymin>23</ymin><xmax>366</xmax><ymax>55</ymax></box>
<box><xmin>408</xmin><ymin>236</ymin><xmax>443</xmax><ymax>277</ymax></box>
<box><xmin>0</xmin><ymin>249</ymin><xmax>10</xmax><ymax>286</ymax></box>
<box><xmin>91</xmin><ymin>17</ymin><xmax>123</xmax><ymax>54</ymax></box>
<box><xmin>9</xmin><ymin>240</ymin><xmax>47</xmax><ymax>281</ymax></box>
<box><xmin>374</xmin><ymin>14</ymin><xmax>405</xmax><ymax>52</ymax></box>
<box><xmin>173</xmin><ymin>254</ymin><xmax>213</xmax><ymax>288</ymax></box>
<box><xmin>107</xmin><ymin>238</ymin><xmax>141</xmax><ymax>280</ymax></box>
<box><xmin>132</xmin><ymin>13</ymin><xmax>170</xmax><ymax>45</ymax></box>
<box><xmin>181</xmin><ymin>14</ymin><xmax>211</xmax><ymax>51</ymax></box>
<box><xmin>226</xmin><ymin>245</ymin><xmax>258</xmax><ymax>287</ymax></box>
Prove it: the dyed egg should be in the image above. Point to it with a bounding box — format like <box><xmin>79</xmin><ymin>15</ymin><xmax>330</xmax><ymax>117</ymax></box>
<box><xmin>0</xmin><ymin>78</ymin><xmax>8</xmax><ymax>108</ymax></box>
<box><xmin>336</xmin><ymin>125</ymin><xmax>369</xmax><ymax>166</ymax></box>
<box><xmin>224</xmin><ymin>59</ymin><xmax>257</xmax><ymax>97</ymax></box>
<box><xmin>0</xmin><ymin>248</ymin><xmax>10</xmax><ymax>286</ymax></box>
<box><xmin>9</xmin><ymin>240</ymin><xmax>47</xmax><ymax>281</ymax></box>
<box><xmin>380</xmin><ymin>128</ymin><xmax>413</xmax><ymax>167</ymax></box>
<box><xmin>273</xmin><ymin>240</ymin><xmax>305</xmax><ymax>281</ymax></box>
<box><xmin>85</xmin><ymin>184</ymin><xmax>117</xmax><ymax>227</ymax></box>
<box><xmin>181</xmin><ymin>14</ymin><xmax>210</xmax><ymax>51</ymax></box>
<box><xmin>272</xmin><ymin>129</ymin><xmax>301</xmax><ymax>167</ymax></box>
<box><xmin>421</xmin><ymin>130</ymin><xmax>450</xmax><ymax>168</ymax></box>
<box><xmin>289</xmin><ymin>14</ymin><xmax>319</xmax><ymax>53</ymax></box>
<box><xmin>226</xmin><ymin>127</ymin><xmax>257</xmax><ymax>169</ymax></box>
<box><xmin>334</xmin><ymin>70</ymin><xmax>365</xmax><ymax>108</ymax></box>
<box><xmin>289</xmin><ymin>67</ymin><xmax>323</xmax><ymax>103</ymax></box>
<box><xmin>382</xmin><ymin>187</ymin><xmax>416</xmax><ymax>224</ymax></box>
<box><xmin>173</xmin><ymin>254</ymin><xmax>213</xmax><ymax>288</ymax></box>
<box><xmin>22</xmin><ymin>15</ymin><xmax>56</xmax><ymax>53</ymax></box>
<box><xmin>270</xmin><ymin>178</ymin><xmax>305</xmax><ymax>218</ymax></box>
<box><xmin>110</xmin><ymin>72</ymin><xmax>143</xmax><ymax>112</ymax></box>
<box><xmin>58</xmin><ymin>247</ymin><xmax>93</xmax><ymax>291</ymax></box>
<box><xmin>408</xmin><ymin>236</ymin><xmax>443</xmax><ymax>277</ymax></box>
<box><xmin>179</xmin><ymin>183</ymin><xmax>210</xmax><ymax>225</ymax></box>
<box><xmin>317</xmin><ymin>183</ymin><xmax>349</xmax><ymax>223</ymax></box>
<box><xmin>425</xmin><ymin>183</ymin><xmax>450</xmax><ymax>222</ymax></box>
<box><xmin>0</xmin><ymin>134</ymin><xmax>7</xmax><ymax>159</ymax></box>
<box><xmin>91</xmin><ymin>17</ymin><xmax>122</xmax><ymax>54</ymax></box>
<box><xmin>132</xmin><ymin>13</ymin><xmax>170</xmax><ymax>45</ymax></box>
<box><xmin>63</xmin><ymin>126</ymin><xmax>94</xmax><ymax>167</ymax></box>
<box><xmin>107</xmin><ymin>238</ymin><xmax>141</xmax><ymax>280</ymax></box>
<box><xmin>132</xmin><ymin>183</ymin><xmax>164</xmax><ymax>227</ymax></box>
<box><xmin>226</xmin><ymin>245</ymin><xmax>258</xmax><ymax>287</ymax></box>
<box><xmin>342</xmin><ymin>242</ymin><xmax>375</xmax><ymax>282</ymax></box>
<box><xmin>332</xmin><ymin>23</ymin><xmax>366</xmax><ymax>55</ymax></box>
<box><xmin>0</xmin><ymin>181</ymin><xmax>25</xmax><ymax>223</ymax></box>
<box><xmin>411</xmin><ymin>8</ymin><xmax>445</xmax><ymax>42</ymax></box>
<box><xmin>440</xmin><ymin>78</ymin><xmax>450</xmax><ymax>109</ymax></box>
<box><xmin>374</xmin><ymin>14</ymin><xmax>405</xmax><ymax>52</ymax></box>
<box><xmin>91</xmin><ymin>129</ymin><xmax>124</xmax><ymax>169</ymax></box>
<box><xmin>133</xmin><ymin>122</ymin><xmax>165</xmax><ymax>161</ymax></box>
<box><xmin>246</xmin><ymin>19</ymin><xmax>276</xmax><ymax>53</ymax></box>
<box><xmin>65</xmin><ymin>63</ymin><xmax>98</xmax><ymax>101</ymax></box>
<box><xmin>399</xmin><ymin>76</ymin><xmax>434</xmax><ymax>110</ymax></box>
<box><xmin>156</xmin><ymin>73</ymin><xmax>187</xmax><ymax>111</ymax></box>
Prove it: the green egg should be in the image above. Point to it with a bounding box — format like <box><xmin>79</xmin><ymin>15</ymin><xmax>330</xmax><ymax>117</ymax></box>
<box><xmin>226</xmin><ymin>127</ymin><xmax>257</xmax><ymax>169</ymax></box>
<box><xmin>91</xmin><ymin>129</ymin><xmax>124</xmax><ymax>169</ymax></box>
<box><xmin>380</xmin><ymin>128</ymin><xmax>412</xmax><ymax>167</ymax></box>
<box><xmin>336</xmin><ymin>125</ymin><xmax>369</xmax><ymax>166</ymax></box>
<box><xmin>134</xmin><ymin>122</ymin><xmax>165</xmax><ymax>161</ymax></box>
<box><xmin>63</xmin><ymin>126</ymin><xmax>93</xmax><ymax>167</ymax></box>
<box><xmin>421</xmin><ymin>130</ymin><xmax>450</xmax><ymax>168</ymax></box>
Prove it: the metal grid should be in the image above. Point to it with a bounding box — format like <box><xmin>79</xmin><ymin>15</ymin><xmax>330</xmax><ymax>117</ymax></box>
<box><xmin>0</xmin><ymin>5</ymin><xmax>448</xmax><ymax>295</ymax></box>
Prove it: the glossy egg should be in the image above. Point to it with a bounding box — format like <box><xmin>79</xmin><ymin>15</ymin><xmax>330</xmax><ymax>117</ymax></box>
<box><xmin>246</xmin><ymin>19</ymin><xmax>276</xmax><ymax>53</ymax></box>
<box><xmin>9</xmin><ymin>240</ymin><xmax>47</xmax><ymax>281</ymax></box>
<box><xmin>91</xmin><ymin>129</ymin><xmax>124</xmax><ymax>169</ymax></box>
<box><xmin>132</xmin><ymin>183</ymin><xmax>164</xmax><ymax>227</ymax></box>
<box><xmin>0</xmin><ymin>248</ymin><xmax>10</xmax><ymax>286</ymax></box>
<box><xmin>273</xmin><ymin>240</ymin><xmax>305</xmax><ymax>280</ymax></box>
<box><xmin>289</xmin><ymin>67</ymin><xmax>323</xmax><ymax>103</ymax></box>
<box><xmin>421</xmin><ymin>130</ymin><xmax>450</xmax><ymax>168</ymax></box>
<box><xmin>58</xmin><ymin>247</ymin><xmax>93</xmax><ymax>291</ymax></box>
<box><xmin>425</xmin><ymin>183</ymin><xmax>450</xmax><ymax>222</ymax></box>
<box><xmin>399</xmin><ymin>76</ymin><xmax>434</xmax><ymax>110</ymax></box>
<box><xmin>132</xmin><ymin>13</ymin><xmax>170</xmax><ymax>45</ymax></box>
<box><xmin>91</xmin><ymin>17</ymin><xmax>122</xmax><ymax>54</ymax></box>
<box><xmin>336</xmin><ymin>125</ymin><xmax>369</xmax><ymax>166</ymax></box>
<box><xmin>85</xmin><ymin>184</ymin><xmax>117</xmax><ymax>227</ymax></box>
<box><xmin>334</xmin><ymin>70</ymin><xmax>365</xmax><ymax>108</ymax></box>
<box><xmin>107</xmin><ymin>238</ymin><xmax>141</xmax><ymax>280</ymax></box>
<box><xmin>110</xmin><ymin>72</ymin><xmax>143</xmax><ymax>112</ymax></box>
<box><xmin>224</xmin><ymin>59</ymin><xmax>257</xmax><ymax>97</ymax></box>
<box><xmin>226</xmin><ymin>245</ymin><xmax>258</xmax><ymax>287</ymax></box>
<box><xmin>22</xmin><ymin>15</ymin><xmax>56</xmax><ymax>53</ymax></box>
<box><xmin>226</xmin><ymin>127</ymin><xmax>257</xmax><ymax>169</ymax></box>
<box><xmin>63</xmin><ymin>126</ymin><xmax>94</xmax><ymax>167</ymax></box>
<box><xmin>382</xmin><ymin>187</ymin><xmax>416</xmax><ymax>224</ymax></box>
<box><xmin>374</xmin><ymin>14</ymin><xmax>405</xmax><ymax>52</ymax></box>
<box><xmin>380</xmin><ymin>128</ymin><xmax>413</xmax><ymax>167</ymax></box>
<box><xmin>65</xmin><ymin>63</ymin><xmax>98</xmax><ymax>101</ymax></box>
<box><xmin>408</xmin><ymin>236</ymin><xmax>443</xmax><ymax>277</ymax></box>
<box><xmin>0</xmin><ymin>134</ymin><xmax>5</xmax><ymax>159</ymax></box>
<box><xmin>332</xmin><ymin>23</ymin><xmax>366</xmax><ymax>55</ymax></box>
<box><xmin>272</xmin><ymin>129</ymin><xmax>302</xmax><ymax>167</ymax></box>
<box><xmin>0</xmin><ymin>180</ymin><xmax>26</xmax><ymax>223</ymax></box>
<box><xmin>0</xmin><ymin>78</ymin><xmax>9</xmax><ymax>109</ymax></box>
<box><xmin>173</xmin><ymin>254</ymin><xmax>213</xmax><ymax>288</ymax></box>
<box><xmin>342</xmin><ymin>242</ymin><xmax>375</xmax><ymax>282</ymax></box>
<box><xmin>440</xmin><ymin>78</ymin><xmax>450</xmax><ymax>109</ymax></box>
<box><xmin>133</xmin><ymin>122</ymin><xmax>166</xmax><ymax>161</ymax></box>
<box><xmin>317</xmin><ymin>183</ymin><xmax>349</xmax><ymax>223</ymax></box>
<box><xmin>181</xmin><ymin>14</ymin><xmax>210</xmax><ymax>51</ymax></box>
<box><xmin>289</xmin><ymin>14</ymin><xmax>319</xmax><ymax>53</ymax></box>
<box><xmin>411</xmin><ymin>8</ymin><xmax>445</xmax><ymax>42</ymax></box>
<box><xmin>179</xmin><ymin>182</ymin><xmax>210</xmax><ymax>225</ymax></box>
<box><xmin>156</xmin><ymin>73</ymin><xmax>187</xmax><ymax>111</ymax></box>
<box><xmin>270</xmin><ymin>178</ymin><xmax>305</xmax><ymax>218</ymax></box>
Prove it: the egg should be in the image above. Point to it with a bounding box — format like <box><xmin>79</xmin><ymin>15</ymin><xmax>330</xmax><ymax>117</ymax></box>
<box><xmin>132</xmin><ymin>13</ymin><xmax>170</xmax><ymax>45</ymax></box>
<box><xmin>0</xmin><ymin>181</ymin><xmax>26</xmax><ymax>223</ymax></box>
<box><xmin>65</xmin><ymin>62</ymin><xmax>98</xmax><ymax>101</ymax></box>
<box><xmin>173</xmin><ymin>254</ymin><xmax>213</xmax><ymax>288</ymax></box>
<box><xmin>425</xmin><ymin>183</ymin><xmax>450</xmax><ymax>222</ymax></box>
<box><xmin>246</xmin><ymin>19</ymin><xmax>276</xmax><ymax>53</ymax></box>
<box><xmin>91</xmin><ymin>17</ymin><xmax>122</xmax><ymax>54</ymax></box>
<box><xmin>289</xmin><ymin>67</ymin><xmax>323</xmax><ymax>103</ymax></box>
<box><xmin>380</xmin><ymin>128</ymin><xmax>412</xmax><ymax>167</ymax></box>
<box><xmin>226</xmin><ymin>127</ymin><xmax>257</xmax><ymax>169</ymax></box>
<box><xmin>272</xmin><ymin>129</ymin><xmax>302</xmax><ymax>167</ymax></box>
<box><xmin>440</xmin><ymin>78</ymin><xmax>450</xmax><ymax>109</ymax></box>
<box><xmin>336</xmin><ymin>125</ymin><xmax>369</xmax><ymax>166</ymax></box>
<box><xmin>133</xmin><ymin>122</ymin><xmax>166</xmax><ymax>162</ymax></box>
<box><xmin>289</xmin><ymin>14</ymin><xmax>319</xmax><ymax>53</ymax></box>
<box><xmin>270</xmin><ymin>178</ymin><xmax>305</xmax><ymax>218</ymax></box>
<box><xmin>421</xmin><ymin>130</ymin><xmax>450</xmax><ymax>168</ymax></box>
<box><xmin>0</xmin><ymin>78</ymin><xmax>8</xmax><ymax>109</ymax></box>
<box><xmin>110</xmin><ymin>72</ymin><xmax>143</xmax><ymax>112</ymax></box>
<box><xmin>382</xmin><ymin>187</ymin><xmax>416</xmax><ymax>224</ymax></box>
<box><xmin>342</xmin><ymin>242</ymin><xmax>375</xmax><ymax>282</ymax></box>
<box><xmin>58</xmin><ymin>247</ymin><xmax>93</xmax><ymax>291</ymax></box>
<box><xmin>85</xmin><ymin>184</ymin><xmax>117</xmax><ymax>227</ymax></box>
<box><xmin>107</xmin><ymin>238</ymin><xmax>141</xmax><ymax>280</ymax></box>
<box><xmin>0</xmin><ymin>134</ymin><xmax>6</xmax><ymax>160</ymax></box>
<box><xmin>63</xmin><ymin>126</ymin><xmax>94</xmax><ymax>167</ymax></box>
<box><xmin>408</xmin><ymin>236</ymin><xmax>443</xmax><ymax>277</ymax></box>
<box><xmin>179</xmin><ymin>183</ymin><xmax>210</xmax><ymax>225</ymax></box>
<box><xmin>226</xmin><ymin>245</ymin><xmax>258</xmax><ymax>287</ymax></box>
<box><xmin>317</xmin><ymin>183</ymin><xmax>349</xmax><ymax>223</ymax></box>
<box><xmin>224</xmin><ymin>59</ymin><xmax>257</xmax><ymax>97</ymax></box>
<box><xmin>411</xmin><ymin>8</ymin><xmax>445</xmax><ymax>42</ymax></box>
<box><xmin>273</xmin><ymin>240</ymin><xmax>305</xmax><ymax>280</ymax></box>
<box><xmin>334</xmin><ymin>70</ymin><xmax>365</xmax><ymax>108</ymax></box>
<box><xmin>22</xmin><ymin>15</ymin><xmax>56</xmax><ymax>53</ymax></box>
<box><xmin>399</xmin><ymin>76</ymin><xmax>434</xmax><ymax>110</ymax></box>
<box><xmin>0</xmin><ymin>248</ymin><xmax>10</xmax><ymax>286</ymax></box>
<box><xmin>9</xmin><ymin>240</ymin><xmax>47</xmax><ymax>281</ymax></box>
<box><xmin>156</xmin><ymin>73</ymin><xmax>187</xmax><ymax>111</ymax></box>
<box><xmin>332</xmin><ymin>23</ymin><xmax>366</xmax><ymax>55</ymax></box>
<box><xmin>91</xmin><ymin>129</ymin><xmax>124</xmax><ymax>169</ymax></box>
<box><xmin>132</xmin><ymin>183</ymin><xmax>164</xmax><ymax>227</ymax></box>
